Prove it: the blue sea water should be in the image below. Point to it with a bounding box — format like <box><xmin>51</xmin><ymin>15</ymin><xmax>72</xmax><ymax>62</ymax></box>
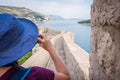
<box><xmin>39</xmin><ymin>20</ymin><xmax>91</xmax><ymax>53</ymax></box>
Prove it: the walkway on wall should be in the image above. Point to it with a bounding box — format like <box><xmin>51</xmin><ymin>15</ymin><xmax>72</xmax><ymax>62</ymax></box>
<box><xmin>22</xmin><ymin>28</ymin><xmax>90</xmax><ymax>80</ymax></box>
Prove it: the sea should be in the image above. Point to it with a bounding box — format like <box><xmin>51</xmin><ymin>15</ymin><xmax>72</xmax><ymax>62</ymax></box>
<box><xmin>39</xmin><ymin>19</ymin><xmax>91</xmax><ymax>53</ymax></box>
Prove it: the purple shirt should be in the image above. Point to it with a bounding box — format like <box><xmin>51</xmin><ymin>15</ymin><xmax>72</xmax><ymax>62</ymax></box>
<box><xmin>0</xmin><ymin>66</ymin><xmax>55</xmax><ymax>80</ymax></box>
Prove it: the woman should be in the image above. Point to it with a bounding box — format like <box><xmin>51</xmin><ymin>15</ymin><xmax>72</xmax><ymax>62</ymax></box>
<box><xmin>0</xmin><ymin>13</ymin><xmax>70</xmax><ymax>80</ymax></box>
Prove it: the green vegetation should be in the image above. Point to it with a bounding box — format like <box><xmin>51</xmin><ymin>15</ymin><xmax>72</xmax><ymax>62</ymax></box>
<box><xmin>78</xmin><ymin>19</ymin><xmax>91</xmax><ymax>24</ymax></box>
<box><xmin>18</xmin><ymin>51</ymin><xmax>32</xmax><ymax>65</ymax></box>
<box><xmin>0</xmin><ymin>6</ymin><xmax>49</xmax><ymax>22</ymax></box>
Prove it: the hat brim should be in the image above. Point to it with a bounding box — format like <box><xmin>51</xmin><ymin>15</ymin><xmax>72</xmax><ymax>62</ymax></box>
<box><xmin>0</xmin><ymin>18</ymin><xmax>38</xmax><ymax>66</ymax></box>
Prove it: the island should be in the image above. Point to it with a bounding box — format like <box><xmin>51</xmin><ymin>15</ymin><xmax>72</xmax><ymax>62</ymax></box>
<box><xmin>78</xmin><ymin>19</ymin><xmax>90</xmax><ymax>24</ymax></box>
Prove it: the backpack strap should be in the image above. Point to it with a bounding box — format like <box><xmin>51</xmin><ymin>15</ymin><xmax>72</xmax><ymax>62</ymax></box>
<box><xmin>10</xmin><ymin>67</ymin><xmax>32</xmax><ymax>80</ymax></box>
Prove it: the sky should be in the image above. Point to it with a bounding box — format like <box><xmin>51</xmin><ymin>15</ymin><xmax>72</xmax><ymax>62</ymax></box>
<box><xmin>0</xmin><ymin>0</ymin><xmax>93</xmax><ymax>19</ymax></box>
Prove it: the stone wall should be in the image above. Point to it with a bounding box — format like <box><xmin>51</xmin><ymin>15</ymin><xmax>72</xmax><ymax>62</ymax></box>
<box><xmin>90</xmin><ymin>0</ymin><xmax>120</xmax><ymax>80</ymax></box>
<box><xmin>22</xmin><ymin>29</ymin><xmax>90</xmax><ymax>80</ymax></box>
<box><xmin>22</xmin><ymin>28</ymin><xmax>61</xmax><ymax>68</ymax></box>
<box><xmin>22</xmin><ymin>47</ymin><xmax>50</xmax><ymax>68</ymax></box>
<box><xmin>47</xmin><ymin>31</ymin><xmax>90</xmax><ymax>80</ymax></box>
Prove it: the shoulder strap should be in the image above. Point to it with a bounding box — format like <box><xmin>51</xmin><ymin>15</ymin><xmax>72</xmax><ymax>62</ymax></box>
<box><xmin>10</xmin><ymin>67</ymin><xmax>32</xmax><ymax>80</ymax></box>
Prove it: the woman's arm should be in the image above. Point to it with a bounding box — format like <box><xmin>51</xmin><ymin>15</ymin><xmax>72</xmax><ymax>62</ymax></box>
<box><xmin>38</xmin><ymin>34</ymin><xmax>70</xmax><ymax>80</ymax></box>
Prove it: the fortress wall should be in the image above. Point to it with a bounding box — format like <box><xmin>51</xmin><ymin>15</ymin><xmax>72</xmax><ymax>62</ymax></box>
<box><xmin>21</xmin><ymin>47</ymin><xmax>50</xmax><ymax>68</ymax></box>
<box><xmin>47</xmin><ymin>31</ymin><xmax>90</xmax><ymax>80</ymax></box>
<box><xmin>22</xmin><ymin>28</ymin><xmax>90</xmax><ymax>80</ymax></box>
<box><xmin>22</xmin><ymin>28</ymin><xmax>61</xmax><ymax>68</ymax></box>
<box><xmin>62</xmin><ymin>32</ymin><xmax>89</xmax><ymax>80</ymax></box>
<box><xmin>90</xmin><ymin>0</ymin><xmax>120</xmax><ymax>80</ymax></box>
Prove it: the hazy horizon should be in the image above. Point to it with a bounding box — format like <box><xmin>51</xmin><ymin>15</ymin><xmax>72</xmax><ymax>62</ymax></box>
<box><xmin>0</xmin><ymin>0</ymin><xmax>93</xmax><ymax>19</ymax></box>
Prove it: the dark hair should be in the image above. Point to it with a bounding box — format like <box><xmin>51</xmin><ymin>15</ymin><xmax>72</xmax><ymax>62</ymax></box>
<box><xmin>3</xmin><ymin>61</ymin><xmax>18</xmax><ymax>67</ymax></box>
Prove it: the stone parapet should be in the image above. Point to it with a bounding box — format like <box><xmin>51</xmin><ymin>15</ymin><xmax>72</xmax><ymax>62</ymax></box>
<box><xmin>22</xmin><ymin>28</ymin><xmax>90</xmax><ymax>80</ymax></box>
<box><xmin>21</xmin><ymin>47</ymin><xmax>50</xmax><ymax>68</ymax></box>
<box><xmin>47</xmin><ymin>31</ymin><xmax>90</xmax><ymax>80</ymax></box>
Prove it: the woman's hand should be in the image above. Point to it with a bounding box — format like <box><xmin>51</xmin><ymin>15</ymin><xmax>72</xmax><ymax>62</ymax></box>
<box><xmin>37</xmin><ymin>34</ymin><xmax>54</xmax><ymax>52</ymax></box>
<box><xmin>38</xmin><ymin>34</ymin><xmax>70</xmax><ymax>80</ymax></box>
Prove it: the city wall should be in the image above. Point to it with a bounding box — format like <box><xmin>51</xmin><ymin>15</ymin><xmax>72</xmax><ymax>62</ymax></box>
<box><xmin>22</xmin><ymin>29</ymin><xmax>90</xmax><ymax>80</ymax></box>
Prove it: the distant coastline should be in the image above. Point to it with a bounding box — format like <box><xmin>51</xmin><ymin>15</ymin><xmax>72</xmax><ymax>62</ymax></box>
<box><xmin>0</xmin><ymin>6</ymin><xmax>50</xmax><ymax>22</ymax></box>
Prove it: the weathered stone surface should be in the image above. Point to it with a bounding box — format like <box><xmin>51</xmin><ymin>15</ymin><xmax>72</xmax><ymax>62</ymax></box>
<box><xmin>22</xmin><ymin>47</ymin><xmax>50</xmax><ymax>68</ymax></box>
<box><xmin>90</xmin><ymin>0</ymin><xmax>120</xmax><ymax>80</ymax></box>
<box><xmin>47</xmin><ymin>31</ymin><xmax>90</xmax><ymax>80</ymax></box>
<box><xmin>22</xmin><ymin>28</ymin><xmax>90</xmax><ymax>80</ymax></box>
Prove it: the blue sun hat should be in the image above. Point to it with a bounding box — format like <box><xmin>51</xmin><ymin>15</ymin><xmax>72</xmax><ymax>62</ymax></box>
<box><xmin>0</xmin><ymin>13</ymin><xmax>38</xmax><ymax>66</ymax></box>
